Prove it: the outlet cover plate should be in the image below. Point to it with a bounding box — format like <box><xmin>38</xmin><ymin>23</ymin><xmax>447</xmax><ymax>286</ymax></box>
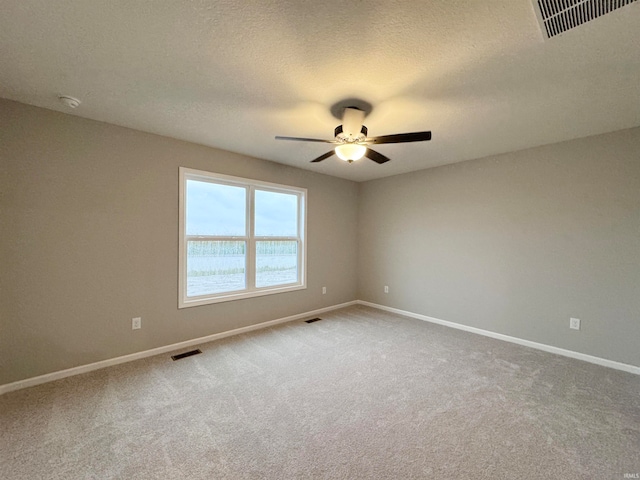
<box><xmin>570</xmin><ymin>317</ymin><xmax>580</xmax><ymax>330</ymax></box>
<box><xmin>132</xmin><ymin>317</ymin><xmax>142</xmax><ymax>330</ymax></box>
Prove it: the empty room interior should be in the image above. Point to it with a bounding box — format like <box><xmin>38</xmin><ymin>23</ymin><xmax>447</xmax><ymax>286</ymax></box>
<box><xmin>1</xmin><ymin>1</ymin><xmax>639</xmax><ymax>479</ymax></box>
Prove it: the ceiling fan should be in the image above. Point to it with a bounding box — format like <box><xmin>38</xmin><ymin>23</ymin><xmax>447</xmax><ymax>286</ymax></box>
<box><xmin>275</xmin><ymin>106</ymin><xmax>432</xmax><ymax>164</ymax></box>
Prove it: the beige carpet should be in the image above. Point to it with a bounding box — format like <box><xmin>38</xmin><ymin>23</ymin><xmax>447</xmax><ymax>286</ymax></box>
<box><xmin>1</xmin><ymin>305</ymin><xmax>639</xmax><ymax>479</ymax></box>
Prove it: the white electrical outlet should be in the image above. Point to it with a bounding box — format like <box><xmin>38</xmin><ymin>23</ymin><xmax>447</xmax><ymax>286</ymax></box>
<box><xmin>322</xmin><ymin>286</ymin><xmax>326</xmax><ymax>294</ymax></box>
<box><xmin>132</xmin><ymin>317</ymin><xmax>142</xmax><ymax>330</ymax></box>
<box><xmin>384</xmin><ymin>286</ymin><xmax>389</xmax><ymax>294</ymax></box>
<box><xmin>570</xmin><ymin>317</ymin><xmax>580</xmax><ymax>330</ymax></box>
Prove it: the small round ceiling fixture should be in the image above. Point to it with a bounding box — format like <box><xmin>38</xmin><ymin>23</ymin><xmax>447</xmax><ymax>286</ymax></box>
<box><xmin>58</xmin><ymin>95</ymin><xmax>81</xmax><ymax>108</ymax></box>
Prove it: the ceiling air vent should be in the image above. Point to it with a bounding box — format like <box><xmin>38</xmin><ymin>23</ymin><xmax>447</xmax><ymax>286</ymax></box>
<box><xmin>533</xmin><ymin>0</ymin><xmax>637</xmax><ymax>38</ymax></box>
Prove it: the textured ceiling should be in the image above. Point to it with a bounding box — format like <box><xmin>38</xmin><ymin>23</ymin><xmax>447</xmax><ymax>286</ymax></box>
<box><xmin>1</xmin><ymin>1</ymin><xmax>639</xmax><ymax>182</ymax></box>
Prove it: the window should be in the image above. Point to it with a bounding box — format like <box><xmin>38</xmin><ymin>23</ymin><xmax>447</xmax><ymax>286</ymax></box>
<box><xmin>179</xmin><ymin>167</ymin><xmax>306</xmax><ymax>307</ymax></box>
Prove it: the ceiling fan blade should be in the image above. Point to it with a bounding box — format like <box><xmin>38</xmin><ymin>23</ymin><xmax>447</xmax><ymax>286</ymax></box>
<box><xmin>310</xmin><ymin>151</ymin><xmax>335</xmax><ymax>163</ymax></box>
<box><xmin>275</xmin><ymin>136</ymin><xmax>337</xmax><ymax>144</ymax></box>
<box><xmin>365</xmin><ymin>131</ymin><xmax>432</xmax><ymax>145</ymax></box>
<box><xmin>364</xmin><ymin>148</ymin><xmax>391</xmax><ymax>164</ymax></box>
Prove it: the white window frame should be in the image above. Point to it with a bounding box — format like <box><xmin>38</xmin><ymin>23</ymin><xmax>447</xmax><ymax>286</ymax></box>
<box><xmin>179</xmin><ymin>167</ymin><xmax>307</xmax><ymax>308</ymax></box>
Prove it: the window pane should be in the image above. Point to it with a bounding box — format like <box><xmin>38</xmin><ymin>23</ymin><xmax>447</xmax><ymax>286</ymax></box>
<box><xmin>186</xmin><ymin>180</ymin><xmax>246</xmax><ymax>236</ymax></box>
<box><xmin>254</xmin><ymin>190</ymin><xmax>298</xmax><ymax>237</ymax></box>
<box><xmin>256</xmin><ymin>241</ymin><xmax>298</xmax><ymax>288</ymax></box>
<box><xmin>186</xmin><ymin>241</ymin><xmax>246</xmax><ymax>296</ymax></box>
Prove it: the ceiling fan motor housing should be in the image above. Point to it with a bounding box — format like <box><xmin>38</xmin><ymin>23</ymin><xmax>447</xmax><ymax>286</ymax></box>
<box><xmin>335</xmin><ymin>125</ymin><xmax>368</xmax><ymax>143</ymax></box>
<box><xmin>341</xmin><ymin>106</ymin><xmax>366</xmax><ymax>139</ymax></box>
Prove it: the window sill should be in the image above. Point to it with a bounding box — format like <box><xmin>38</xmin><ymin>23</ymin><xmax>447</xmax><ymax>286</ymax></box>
<box><xmin>179</xmin><ymin>283</ymin><xmax>307</xmax><ymax>308</ymax></box>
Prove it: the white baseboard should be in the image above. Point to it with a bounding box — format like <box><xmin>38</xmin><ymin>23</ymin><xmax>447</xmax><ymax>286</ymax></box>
<box><xmin>357</xmin><ymin>300</ymin><xmax>640</xmax><ymax>375</ymax></box>
<box><xmin>3</xmin><ymin>298</ymin><xmax>637</xmax><ymax>395</ymax></box>
<box><xmin>0</xmin><ymin>301</ymin><xmax>358</xmax><ymax>395</ymax></box>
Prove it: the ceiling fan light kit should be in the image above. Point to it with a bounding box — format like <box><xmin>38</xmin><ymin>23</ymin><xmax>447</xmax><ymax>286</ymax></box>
<box><xmin>275</xmin><ymin>102</ymin><xmax>432</xmax><ymax>166</ymax></box>
<box><xmin>335</xmin><ymin>143</ymin><xmax>367</xmax><ymax>162</ymax></box>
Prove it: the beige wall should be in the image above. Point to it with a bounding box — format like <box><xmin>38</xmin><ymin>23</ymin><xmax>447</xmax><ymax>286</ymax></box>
<box><xmin>0</xmin><ymin>99</ymin><xmax>359</xmax><ymax>385</ymax></box>
<box><xmin>358</xmin><ymin>127</ymin><xmax>640</xmax><ymax>367</ymax></box>
<box><xmin>2</xmin><ymin>97</ymin><xmax>639</xmax><ymax>386</ymax></box>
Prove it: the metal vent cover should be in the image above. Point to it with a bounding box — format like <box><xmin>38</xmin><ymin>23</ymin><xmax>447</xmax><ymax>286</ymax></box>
<box><xmin>533</xmin><ymin>0</ymin><xmax>637</xmax><ymax>38</ymax></box>
<box><xmin>171</xmin><ymin>349</ymin><xmax>202</xmax><ymax>361</ymax></box>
